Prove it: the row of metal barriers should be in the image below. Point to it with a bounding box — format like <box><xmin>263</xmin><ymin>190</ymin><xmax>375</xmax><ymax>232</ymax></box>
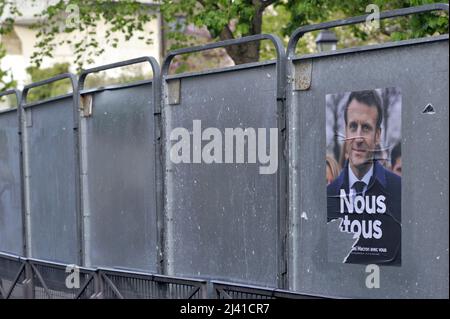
<box><xmin>0</xmin><ymin>252</ymin><xmax>321</xmax><ymax>299</ymax></box>
<box><xmin>0</xmin><ymin>4</ymin><xmax>448</xmax><ymax>298</ymax></box>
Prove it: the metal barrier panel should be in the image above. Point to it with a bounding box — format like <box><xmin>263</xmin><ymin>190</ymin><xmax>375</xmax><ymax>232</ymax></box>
<box><xmin>80</xmin><ymin>82</ymin><xmax>158</xmax><ymax>271</ymax></box>
<box><xmin>3</xmin><ymin>252</ymin><xmax>326</xmax><ymax>299</ymax></box>
<box><xmin>0</xmin><ymin>91</ymin><xmax>24</xmax><ymax>255</ymax></box>
<box><xmin>29</xmin><ymin>259</ymin><xmax>96</xmax><ymax>299</ymax></box>
<box><xmin>163</xmin><ymin>62</ymin><xmax>279</xmax><ymax>286</ymax></box>
<box><xmin>0</xmin><ymin>253</ymin><xmax>27</xmax><ymax>298</ymax></box>
<box><xmin>0</xmin><ymin>253</ymin><xmax>97</xmax><ymax>299</ymax></box>
<box><xmin>99</xmin><ymin>269</ymin><xmax>207</xmax><ymax>299</ymax></box>
<box><xmin>288</xmin><ymin>35</ymin><xmax>449</xmax><ymax>298</ymax></box>
<box><xmin>22</xmin><ymin>78</ymin><xmax>81</xmax><ymax>264</ymax></box>
<box><xmin>212</xmin><ymin>280</ymin><xmax>322</xmax><ymax>299</ymax></box>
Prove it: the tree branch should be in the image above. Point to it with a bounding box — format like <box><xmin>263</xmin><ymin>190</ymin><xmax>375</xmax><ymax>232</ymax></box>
<box><xmin>261</xmin><ymin>0</ymin><xmax>278</xmax><ymax>9</ymax></box>
<box><xmin>219</xmin><ymin>23</ymin><xmax>235</xmax><ymax>41</ymax></box>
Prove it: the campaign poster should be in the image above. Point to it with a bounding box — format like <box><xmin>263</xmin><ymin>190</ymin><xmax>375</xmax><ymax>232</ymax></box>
<box><xmin>326</xmin><ymin>88</ymin><xmax>402</xmax><ymax>265</ymax></box>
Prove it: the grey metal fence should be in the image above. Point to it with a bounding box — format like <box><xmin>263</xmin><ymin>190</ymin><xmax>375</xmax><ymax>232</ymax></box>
<box><xmin>0</xmin><ymin>252</ymin><xmax>97</xmax><ymax>299</ymax></box>
<box><xmin>0</xmin><ymin>252</ymin><xmax>27</xmax><ymax>298</ymax></box>
<box><xmin>98</xmin><ymin>268</ymin><xmax>207</xmax><ymax>299</ymax></box>
<box><xmin>161</xmin><ymin>34</ymin><xmax>288</xmax><ymax>288</ymax></box>
<box><xmin>286</xmin><ymin>4</ymin><xmax>449</xmax><ymax>298</ymax></box>
<box><xmin>20</xmin><ymin>74</ymin><xmax>82</xmax><ymax>264</ymax></box>
<box><xmin>27</xmin><ymin>258</ymin><xmax>97</xmax><ymax>299</ymax></box>
<box><xmin>212</xmin><ymin>281</ymin><xmax>325</xmax><ymax>299</ymax></box>
<box><xmin>0</xmin><ymin>252</ymin><xmax>318</xmax><ymax>299</ymax></box>
<box><xmin>3</xmin><ymin>252</ymin><xmax>285</xmax><ymax>299</ymax></box>
<box><xmin>78</xmin><ymin>57</ymin><xmax>162</xmax><ymax>272</ymax></box>
<box><xmin>0</xmin><ymin>90</ymin><xmax>24</xmax><ymax>256</ymax></box>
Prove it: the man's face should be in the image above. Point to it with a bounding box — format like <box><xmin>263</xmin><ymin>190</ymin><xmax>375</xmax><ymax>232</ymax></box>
<box><xmin>345</xmin><ymin>99</ymin><xmax>381</xmax><ymax>174</ymax></box>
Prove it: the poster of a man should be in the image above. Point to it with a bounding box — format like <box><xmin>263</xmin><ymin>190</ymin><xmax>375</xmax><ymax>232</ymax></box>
<box><xmin>326</xmin><ymin>89</ymin><xmax>401</xmax><ymax>265</ymax></box>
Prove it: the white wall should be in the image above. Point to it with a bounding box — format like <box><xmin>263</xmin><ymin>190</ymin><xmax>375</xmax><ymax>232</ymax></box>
<box><xmin>1</xmin><ymin>1</ymin><xmax>162</xmax><ymax>89</ymax></box>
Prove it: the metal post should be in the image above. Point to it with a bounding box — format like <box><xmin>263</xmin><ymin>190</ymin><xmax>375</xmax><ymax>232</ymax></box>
<box><xmin>24</xmin><ymin>260</ymin><xmax>34</xmax><ymax>299</ymax></box>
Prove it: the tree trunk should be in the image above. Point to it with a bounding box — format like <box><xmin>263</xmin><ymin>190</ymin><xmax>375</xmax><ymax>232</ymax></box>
<box><xmin>222</xmin><ymin>41</ymin><xmax>261</xmax><ymax>65</ymax></box>
<box><xmin>217</xmin><ymin>2</ymin><xmax>265</xmax><ymax>65</ymax></box>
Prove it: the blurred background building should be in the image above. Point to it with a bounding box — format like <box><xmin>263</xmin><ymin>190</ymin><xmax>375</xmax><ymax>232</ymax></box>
<box><xmin>0</xmin><ymin>0</ymin><xmax>163</xmax><ymax>90</ymax></box>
